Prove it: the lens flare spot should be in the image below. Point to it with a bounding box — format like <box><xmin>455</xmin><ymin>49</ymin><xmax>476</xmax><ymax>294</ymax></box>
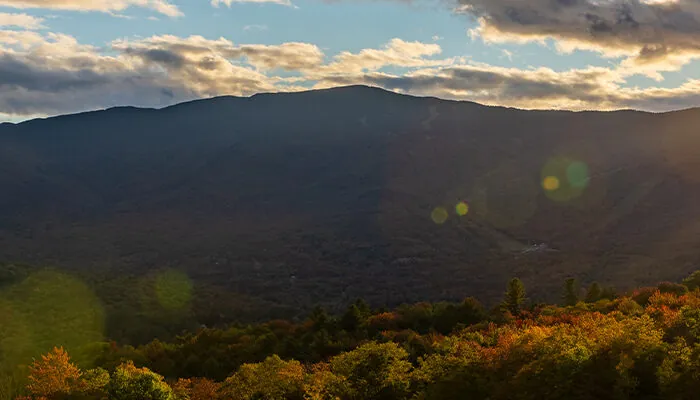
<box><xmin>542</xmin><ymin>176</ymin><xmax>560</xmax><ymax>191</ymax></box>
<box><xmin>455</xmin><ymin>202</ymin><xmax>469</xmax><ymax>216</ymax></box>
<box><xmin>541</xmin><ymin>157</ymin><xmax>590</xmax><ymax>202</ymax></box>
<box><xmin>431</xmin><ymin>207</ymin><xmax>449</xmax><ymax>225</ymax></box>
<box><xmin>155</xmin><ymin>270</ymin><xmax>193</xmax><ymax>311</ymax></box>
<box><xmin>567</xmin><ymin>161</ymin><xmax>590</xmax><ymax>189</ymax></box>
<box><xmin>0</xmin><ymin>270</ymin><xmax>105</xmax><ymax>368</ymax></box>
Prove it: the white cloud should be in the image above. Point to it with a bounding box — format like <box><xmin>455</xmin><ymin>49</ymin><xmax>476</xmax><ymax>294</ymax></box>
<box><xmin>0</xmin><ymin>12</ymin><xmax>44</xmax><ymax>29</ymax></box>
<box><xmin>0</xmin><ymin>0</ymin><xmax>183</xmax><ymax>17</ymax></box>
<box><xmin>312</xmin><ymin>38</ymin><xmax>457</xmax><ymax>77</ymax></box>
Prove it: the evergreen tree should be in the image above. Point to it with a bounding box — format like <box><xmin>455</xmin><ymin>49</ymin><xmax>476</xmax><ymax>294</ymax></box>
<box><xmin>585</xmin><ymin>282</ymin><xmax>602</xmax><ymax>303</ymax></box>
<box><xmin>563</xmin><ymin>278</ymin><xmax>579</xmax><ymax>306</ymax></box>
<box><xmin>502</xmin><ymin>278</ymin><xmax>527</xmax><ymax>316</ymax></box>
<box><xmin>341</xmin><ymin>304</ymin><xmax>364</xmax><ymax>332</ymax></box>
<box><xmin>683</xmin><ymin>270</ymin><xmax>700</xmax><ymax>291</ymax></box>
<box><xmin>601</xmin><ymin>285</ymin><xmax>617</xmax><ymax>300</ymax></box>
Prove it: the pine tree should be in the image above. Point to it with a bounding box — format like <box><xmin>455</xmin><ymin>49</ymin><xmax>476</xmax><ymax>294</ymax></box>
<box><xmin>563</xmin><ymin>278</ymin><xmax>579</xmax><ymax>306</ymax></box>
<box><xmin>585</xmin><ymin>282</ymin><xmax>602</xmax><ymax>303</ymax></box>
<box><xmin>502</xmin><ymin>278</ymin><xmax>527</xmax><ymax>316</ymax></box>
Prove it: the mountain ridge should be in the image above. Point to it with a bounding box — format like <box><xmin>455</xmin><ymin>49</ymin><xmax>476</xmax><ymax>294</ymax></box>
<box><xmin>0</xmin><ymin>86</ymin><xmax>699</xmax><ymax>324</ymax></box>
<box><xmin>4</xmin><ymin>85</ymin><xmax>688</xmax><ymax>128</ymax></box>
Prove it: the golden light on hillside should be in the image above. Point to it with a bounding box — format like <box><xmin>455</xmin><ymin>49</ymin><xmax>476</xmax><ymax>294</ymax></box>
<box><xmin>0</xmin><ymin>270</ymin><xmax>105</xmax><ymax>369</ymax></box>
<box><xmin>431</xmin><ymin>207</ymin><xmax>449</xmax><ymax>224</ymax></box>
<box><xmin>455</xmin><ymin>202</ymin><xmax>469</xmax><ymax>216</ymax></box>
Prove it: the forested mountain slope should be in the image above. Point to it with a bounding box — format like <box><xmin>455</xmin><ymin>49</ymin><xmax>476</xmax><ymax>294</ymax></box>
<box><xmin>1</xmin><ymin>85</ymin><xmax>700</xmax><ymax>317</ymax></box>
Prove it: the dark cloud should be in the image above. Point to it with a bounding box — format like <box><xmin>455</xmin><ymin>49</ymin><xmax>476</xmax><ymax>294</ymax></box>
<box><xmin>460</xmin><ymin>0</ymin><xmax>700</xmax><ymax>68</ymax></box>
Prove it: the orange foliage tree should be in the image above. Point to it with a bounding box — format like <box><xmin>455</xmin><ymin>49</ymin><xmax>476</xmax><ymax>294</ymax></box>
<box><xmin>25</xmin><ymin>347</ymin><xmax>81</xmax><ymax>399</ymax></box>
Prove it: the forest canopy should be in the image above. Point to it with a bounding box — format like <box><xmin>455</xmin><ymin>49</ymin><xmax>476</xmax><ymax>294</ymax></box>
<box><xmin>6</xmin><ymin>272</ymin><xmax>700</xmax><ymax>399</ymax></box>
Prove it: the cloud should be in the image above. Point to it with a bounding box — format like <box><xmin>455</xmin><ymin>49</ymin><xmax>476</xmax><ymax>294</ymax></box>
<box><xmin>0</xmin><ymin>32</ymin><xmax>326</xmax><ymax>116</ymax></box>
<box><xmin>0</xmin><ymin>0</ymin><xmax>182</xmax><ymax>17</ymax></box>
<box><xmin>312</xmin><ymin>38</ymin><xmax>458</xmax><ymax>76</ymax></box>
<box><xmin>212</xmin><ymin>0</ymin><xmax>293</xmax><ymax>7</ymax></box>
<box><xmin>0</xmin><ymin>12</ymin><xmax>44</xmax><ymax>29</ymax></box>
<box><xmin>113</xmin><ymin>35</ymin><xmax>325</xmax><ymax>71</ymax></box>
<box><xmin>1</xmin><ymin>32</ymin><xmax>700</xmax><ymax>120</ymax></box>
<box><xmin>313</xmin><ymin>62</ymin><xmax>700</xmax><ymax>112</ymax></box>
<box><xmin>459</xmin><ymin>0</ymin><xmax>700</xmax><ymax>75</ymax></box>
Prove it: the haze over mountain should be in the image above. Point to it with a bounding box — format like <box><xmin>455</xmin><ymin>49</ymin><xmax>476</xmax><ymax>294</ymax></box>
<box><xmin>1</xmin><ymin>85</ymin><xmax>699</xmax><ymax>317</ymax></box>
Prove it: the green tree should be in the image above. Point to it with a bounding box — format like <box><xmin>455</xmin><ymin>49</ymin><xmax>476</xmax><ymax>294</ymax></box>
<box><xmin>682</xmin><ymin>270</ymin><xmax>700</xmax><ymax>291</ymax></box>
<box><xmin>341</xmin><ymin>304</ymin><xmax>365</xmax><ymax>332</ymax></box>
<box><xmin>502</xmin><ymin>278</ymin><xmax>527</xmax><ymax>316</ymax></box>
<box><xmin>328</xmin><ymin>342</ymin><xmax>413</xmax><ymax>400</ymax></box>
<box><xmin>600</xmin><ymin>285</ymin><xmax>617</xmax><ymax>300</ymax></box>
<box><xmin>108</xmin><ymin>362</ymin><xmax>173</xmax><ymax>400</ymax></box>
<box><xmin>78</xmin><ymin>368</ymin><xmax>110</xmax><ymax>398</ymax></box>
<box><xmin>585</xmin><ymin>282</ymin><xmax>602</xmax><ymax>303</ymax></box>
<box><xmin>220</xmin><ymin>355</ymin><xmax>305</xmax><ymax>400</ymax></box>
<box><xmin>563</xmin><ymin>278</ymin><xmax>579</xmax><ymax>306</ymax></box>
<box><xmin>309</xmin><ymin>306</ymin><xmax>332</xmax><ymax>331</ymax></box>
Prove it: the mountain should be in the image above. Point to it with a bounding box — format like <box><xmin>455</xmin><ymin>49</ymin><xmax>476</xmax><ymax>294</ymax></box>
<box><xmin>1</xmin><ymin>85</ymin><xmax>700</xmax><ymax>318</ymax></box>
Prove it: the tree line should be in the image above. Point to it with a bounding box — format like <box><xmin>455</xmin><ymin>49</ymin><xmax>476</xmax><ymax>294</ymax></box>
<box><xmin>9</xmin><ymin>271</ymin><xmax>700</xmax><ymax>399</ymax></box>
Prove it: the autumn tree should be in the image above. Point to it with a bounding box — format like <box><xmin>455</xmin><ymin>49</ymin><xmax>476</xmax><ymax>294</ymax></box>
<box><xmin>502</xmin><ymin>278</ymin><xmax>527</xmax><ymax>316</ymax></box>
<box><xmin>220</xmin><ymin>355</ymin><xmax>305</xmax><ymax>400</ymax></box>
<box><xmin>327</xmin><ymin>342</ymin><xmax>413</xmax><ymax>400</ymax></box>
<box><xmin>26</xmin><ymin>347</ymin><xmax>81</xmax><ymax>399</ymax></box>
<box><xmin>108</xmin><ymin>362</ymin><xmax>173</xmax><ymax>400</ymax></box>
<box><xmin>173</xmin><ymin>378</ymin><xmax>220</xmax><ymax>400</ymax></box>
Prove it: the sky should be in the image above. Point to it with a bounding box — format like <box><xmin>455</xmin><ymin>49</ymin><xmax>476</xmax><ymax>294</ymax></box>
<box><xmin>2</xmin><ymin>0</ymin><xmax>700</xmax><ymax>122</ymax></box>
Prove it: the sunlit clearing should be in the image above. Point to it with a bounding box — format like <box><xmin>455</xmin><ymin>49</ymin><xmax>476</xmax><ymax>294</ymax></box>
<box><xmin>155</xmin><ymin>270</ymin><xmax>193</xmax><ymax>311</ymax></box>
<box><xmin>542</xmin><ymin>176</ymin><xmax>560</xmax><ymax>191</ymax></box>
<box><xmin>456</xmin><ymin>202</ymin><xmax>469</xmax><ymax>216</ymax></box>
<box><xmin>0</xmin><ymin>270</ymin><xmax>104</xmax><ymax>370</ymax></box>
<box><xmin>431</xmin><ymin>207</ymin><xmax>449</xmax><ymax>224</ymax></box>
<box><xmin>541</xmin><ymin>157</ymin><xmax>590</xmax><ymax>202</ymax></box>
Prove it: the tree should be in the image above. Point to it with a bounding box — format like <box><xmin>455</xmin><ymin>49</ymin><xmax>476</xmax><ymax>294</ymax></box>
<box><xmin>309</xmin><ymin>306</ymin><xmax>331</xmax><ymax>331</ymax></box>
<box><xmin>108</xmin><ymin>362</ymin><xmax>173</xmax><ymax>400</ymax></box>
<box><xmin>173</xmin><ymin>378</ymin><xmax>220</xmax><ymax>400</ymax></box>
<box><xmin>682</xmin><ymin>270</ymin><xmax>700</xmax><ymax>291</ymax></box>
<box><xmin>220</xmin><ymin>355</ymin><xmax>305</xmax><ymax>400</ymax></box>
<box><xmin>341</xmin><ymin>304</ymin><xmax>365</xmax><ymax>332</ymax></box>
<box><xmin>26</xmin><ymin>347</ymin><xmax>82</xmax><ymax>398</ymax></box>
<box><xmin>328</xmin><ymin>342</ymin><xmax>413</xmax><ymax>400</ymax></box>
<box><xmin>563</xmin><ymin>278</ymin><xmax>579</xmax><ymax>306</ymax></box>
<box><xmin>77</xmin><ymin>368</ymin><xmax>110</xmax><ymax>398</ymax></box>
<box><xmin>600</xmin><ymin>285</ymin><xmax>617</xmax><ymax>300</ymax></box>
<box><xmin>585</xmin><ymin>282</ymin><xmax>602</xmax><ymax>303</ymax></box>
<box><xmin>502</xmin><ymin>278</ymin><xmax>527</xmax><ymax>316</ymax></box>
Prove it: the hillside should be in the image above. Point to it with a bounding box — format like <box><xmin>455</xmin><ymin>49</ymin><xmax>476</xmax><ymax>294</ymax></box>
<box><xmin>1</xmin><ymin>85</ymin><xmax>700</xmax><ymax>321</ymax></box>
